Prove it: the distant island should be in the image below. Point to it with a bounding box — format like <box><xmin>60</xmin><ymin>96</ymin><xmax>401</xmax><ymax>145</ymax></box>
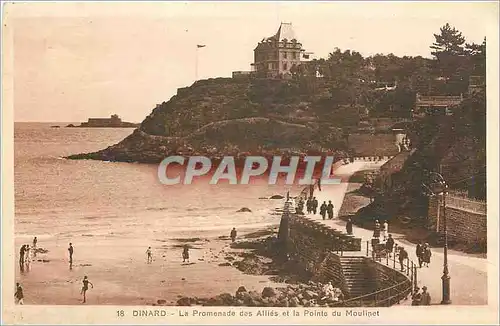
<box><xmin>66</xmin><ymin>114</ymin><xmax>139</xmax><ymax>128</ymax></box>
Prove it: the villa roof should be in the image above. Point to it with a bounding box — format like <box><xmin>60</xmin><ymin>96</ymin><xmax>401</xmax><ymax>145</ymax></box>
<box><xmin>265</xmin><ymin>22</ymin><xmax>298</xmax><ymax>42</ymax></box>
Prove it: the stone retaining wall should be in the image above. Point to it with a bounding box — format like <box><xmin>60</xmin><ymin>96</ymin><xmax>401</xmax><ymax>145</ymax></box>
<box><xmin>428</xmin><ymin>195</ymin><xmax>487</xmax><ymax>246</ymax></box>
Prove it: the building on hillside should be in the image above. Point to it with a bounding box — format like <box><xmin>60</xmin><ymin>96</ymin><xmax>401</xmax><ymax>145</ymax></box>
<box><xmin>413</xmin><ymin>93</ymin><xmax>463</xmax><ymax>118</ymax></box>
<box><xmin>251</xmin><ymin>22</ymin><xmax>305</xmax><ymax>78</ymax></box>
<box><xmin>377</xmin><ymin>148</ymin><xmax>416</xmax><ymax>193</ymax></box>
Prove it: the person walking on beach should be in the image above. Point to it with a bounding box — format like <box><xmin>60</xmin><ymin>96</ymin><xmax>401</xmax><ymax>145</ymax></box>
<box><xmin>312</xmin><ymin>197</ymin><xmax>318</xmax><ymax>214</ymax></box>
<box><xmin>182</xmin><ymin>245</ymin><xmax>190</xmax><ymax>263</ymax></box>
<box><xmin>80</xmin><ymin>276</ymin><xmax>94</xmax><ymax>304</ymax></box>
<box><xmin>346</xmin><ymin>218</ymin><xmax>353</xmax><ymax>235</ymax></box>
<box><xmin>146</xmin><ymin>247</ymin><xmax>153</xmax><ymax>264</ymax></box>
<box><xmin>420</xmin><ymin>286</ymin><xmax>431</xmax><ymax>305</ymax></box>
<box><xmin>32</xmin><ymin>237</ymin><xmax>38</xmax><ymax>257</ymax></box>
<box><xmin>423</xmin><ymin>244</ymin><xmax>432</xmax><ymax>267</ymax></box>
<box><xmin>24</xmin><ymin>244</ymin><xmax>32</xmax><ymax>270</ymax></box>
<box><xmin>19</xmin><ymin>245</ymin><xmax>26</xmax><ymax>271</ymax></box>
<box><xmin>382</xmin><ymin>220</ymin><xmax>389</xmax><ymax>241</ymax></box>
<box><xmin>386</xmin><ymin>234</ymin><xmax>395</xmax><ymax>257</ymax></box>
<box><xmin>327</xmin><ymin>200</ymin><xmax>334</xmax><ymax>219</ymax></box>
<box><xmin>68</xmin><ymin>243</ymin><xmax>74</xmax><ymax>265</ymax></box>
<box><xmin>15</xmin><ymin>283</ymin><xmax>24</xmax><ymax>305</ymax></box>
<box><xmin>416</xmin><ymin>242</ymin><xmax>424</xmax><ymax>268</ymax></box>
<box><xmin>319</xmin><ymin>201</ymin><xmax>327</xmax><ymax>220</ymax></box>
<box><xmin>230</xmin><ymin>228</ymin><xmax>237</xmax><ymax>242</ymax></box>
<box><xmin>398</xmin><ymin>246</ymin><xmax>408</xmax><ymax>272</ymax></box>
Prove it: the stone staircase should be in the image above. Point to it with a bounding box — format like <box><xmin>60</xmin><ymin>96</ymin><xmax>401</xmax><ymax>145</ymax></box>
<box><xmin>339</xmin><ymin>256</ymin><xmax>377</xmax><ymax>298</ymax></box>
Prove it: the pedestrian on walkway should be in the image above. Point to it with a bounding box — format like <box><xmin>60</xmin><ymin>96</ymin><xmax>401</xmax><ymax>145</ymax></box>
<box><xmin>386</xmin><ymin>234</ymin><xmax>395</xmax><ymax>257</ymax></box>
<box><xmin>371</xmin><ymin>237</ymin><xmax>380</xmax><ymax>260</ymax></box>
<box><xmin>398</xmin><ymin>246</ymin><xmax>408</xmax><ymax>272</ymax></box>
<box><xmin>320</xmin><ymin>202</ymin><xmax>327</xmax><ymax>220</ymax></box>
<box><xmin>373</xmin><ymin>220</ymin><xmax>381</xmax><ymax>239</ymax></box>
<box><xmin>306</xmin><ymin>197</ymin><xmax>312</xmax><ymax>214</ymax></box>
<box><xmin>312</xmin><ymin>197</ymin><xmax>318</xmax><ymax>214</ymax></box>
<box><xmin>420</xmin><ymin>286</ymin><xmax>431</xmax><ymax>305</ymax></box>
<box><xmin>423</xmin><ymin>243</ymin><xmax>432</xmax><ymax>267</ymax></box>
<box><xmin>411</xmin><ymin>287</ymin><xmax>422</xmax><ymax>306</ymax></box>
<box><xmin>15</xmin><ymin>283</ymin><xmax>24</xmax><ymax>305</ymax></box>
<box><xmin>327</xmin><ymin>201</ymin><xmax>334</xmax><ymax>219</ymax></box>
<box><xmin>382</xmin><ymin>220</ymin><xmax>389</xmax><ymax>240</ymax></box>
<box><xmin>346</xmin><ymin>218</ymin><xmax>353</xmax><ymax>235</ymax></box>
<box><xmin>416</xmin><ymin>242</ymin><xmax>424</xmax><ymax>268</ymax></box>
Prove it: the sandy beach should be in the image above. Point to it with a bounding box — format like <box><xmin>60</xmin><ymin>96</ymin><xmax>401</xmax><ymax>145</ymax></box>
<box><xmin>15</xmin><ymin>222</ymin><xmax>286</xmax><ymax>305</ymax></box>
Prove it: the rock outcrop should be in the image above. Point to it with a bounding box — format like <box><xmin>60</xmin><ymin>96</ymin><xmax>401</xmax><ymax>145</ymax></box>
<box><xmin>66</xmin><ymin>78</ymin><xmax>357</xmax><ymax>163</ymax></box>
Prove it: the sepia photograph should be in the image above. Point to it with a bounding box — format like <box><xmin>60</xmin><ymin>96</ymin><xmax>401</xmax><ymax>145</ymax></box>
<box><xmin>2</xmin><ymin>1</ymin><xmax>499</xmax><ymax>324</ymax></box>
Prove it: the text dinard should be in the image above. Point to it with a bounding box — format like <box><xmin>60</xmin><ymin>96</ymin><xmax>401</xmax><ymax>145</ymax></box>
<box><xmin>132</xmin><ymin>309</ymin><xmax>380</xmax><ymax>318</ymax></box>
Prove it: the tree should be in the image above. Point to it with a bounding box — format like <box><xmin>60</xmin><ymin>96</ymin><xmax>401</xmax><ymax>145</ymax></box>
<box><xmin>430</xmin><ymin>23</ymin><xmax>470</xmax><ymax>92</ymax></box>
<box><xmin>430</xmin><ymin>23</ymin><xmax>466</xmax><ymax>57</ymax></box>
<box><xmin>465</xmin><ymin>37</ymin><xmax>486</xmax><ymax>76</ymax></box>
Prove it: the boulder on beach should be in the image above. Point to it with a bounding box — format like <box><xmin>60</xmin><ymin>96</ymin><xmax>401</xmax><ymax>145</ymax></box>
<box><xmin>157</xmin><ymin>299</ymin><xmax>167</xmax><ymax>305</ymax></box>
<box><xmin>269</xmin><ymin>195</ymin><xmax>284</xmax><ymax>199</ymax></box>
<box><xmin>236</xmin><ymin>207</ymin><xmax>252</xmax><ymax>213</ymax></box>
<box><xmin>261</xmin><ymin>287</ymin><xmax>277</xmax><ymax>298</ymax></box>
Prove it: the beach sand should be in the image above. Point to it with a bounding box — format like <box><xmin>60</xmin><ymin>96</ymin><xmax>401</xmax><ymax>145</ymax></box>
<box><xmin>15</xmin><ymin>223</ymin><xmax>283</xmax><ymax>305</ymax></box>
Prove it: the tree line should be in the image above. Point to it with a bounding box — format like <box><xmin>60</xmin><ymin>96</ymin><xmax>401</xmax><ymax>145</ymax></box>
<box><xmin>290</xmin><ymin>23</ymin><xmax>486</xmax><ymax>119</ymax></box>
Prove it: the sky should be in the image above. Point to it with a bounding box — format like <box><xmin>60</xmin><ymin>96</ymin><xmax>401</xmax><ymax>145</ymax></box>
<box><xmin>6</xmin><ymin>2</ymin><xmax>498</xmax><ymax>122</ymax></box>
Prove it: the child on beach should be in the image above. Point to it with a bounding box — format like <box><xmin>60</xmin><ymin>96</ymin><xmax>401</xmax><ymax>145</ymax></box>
<box><xmin>81</xmin><ymin>276</ymin><xmax>94</xmax><ymax>303</ymax></box>
<box><xmin>146</xmin><ymin>247</ymin><xmax>153</xmax><ymax>264</ymax></box>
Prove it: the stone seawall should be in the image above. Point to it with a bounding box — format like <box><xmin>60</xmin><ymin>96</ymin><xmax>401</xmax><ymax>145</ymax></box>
<box><xmin>278</xmin><ymin>202</ymin><xmax>413</xmax><ymax>305</ymax></box>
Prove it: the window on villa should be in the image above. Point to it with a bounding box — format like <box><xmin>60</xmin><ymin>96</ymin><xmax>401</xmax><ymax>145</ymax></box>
<box><xmin>283</xmin><ymin>52</ymin><xmax>287</xmax><ymax>59</ymax></box>
<box><xmin>283</xmin><ymin>63</ymin><xmax>288</xmax><ymax>71</ymax></box>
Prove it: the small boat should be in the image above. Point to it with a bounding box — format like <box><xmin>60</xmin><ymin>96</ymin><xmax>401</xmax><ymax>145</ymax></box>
<box><xmin>50</xmin><ymin>125</ymin><xmax>60</xmax><ymax>128</ymax></box>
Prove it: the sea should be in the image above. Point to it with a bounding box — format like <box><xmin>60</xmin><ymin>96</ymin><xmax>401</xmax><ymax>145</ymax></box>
<box><xmin>14</xmin><ymin>123</ymin><xmax>292</xmax><ymax>241</ymax></box>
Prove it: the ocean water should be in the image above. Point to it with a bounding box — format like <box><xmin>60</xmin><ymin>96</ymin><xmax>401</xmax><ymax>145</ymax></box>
<box><xmin>14</xmin><ymin>123</ymin><xmax>289</xmax><ymax>240</ymax></box>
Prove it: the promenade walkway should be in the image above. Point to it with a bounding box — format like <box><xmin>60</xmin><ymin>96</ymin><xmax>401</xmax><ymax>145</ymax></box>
<box><xmin>304</xmin><ymin>162</ymin><xmax>488</xmax><ymax>305</ymax></box>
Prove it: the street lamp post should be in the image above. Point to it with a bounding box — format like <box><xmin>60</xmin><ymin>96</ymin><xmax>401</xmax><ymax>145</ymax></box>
<box><xmin>441</xmin><ymin>183</ymin><xmax>451</xmax><ymax>304</ymax></box>
<box><xmin>422</xmin><ymin>171</ymin><xmax>451</xmax><ymax>305</ymax></box>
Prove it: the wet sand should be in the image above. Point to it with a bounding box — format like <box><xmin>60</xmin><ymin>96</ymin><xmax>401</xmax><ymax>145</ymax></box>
<box><xmin>15</xmin><ymin>224</ymin><xmax>282</xmax><ymax>305</ymax></box>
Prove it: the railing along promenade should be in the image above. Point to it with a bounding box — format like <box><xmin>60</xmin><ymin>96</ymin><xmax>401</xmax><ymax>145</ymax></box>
<box><xmin>284</xmin><ymin>196</ymin><xmax>415</xmax><ymax>307</ymax></box>
<box><xmin>337</xmin><ymin>241</ymin><xmax>416</xmax><ymax>307</ymax></box>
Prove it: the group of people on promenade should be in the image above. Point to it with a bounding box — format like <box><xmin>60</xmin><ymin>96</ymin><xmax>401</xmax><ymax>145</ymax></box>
<box><xmin>297</xmin><ymin>197</ymin><xmax>336</xmax><ymax>221</ymax></box>
<box><xmin>416</xmin><ymin>242</ymin><xmax>432</xmax><ymax>268</ymax></box>
<box><xmin>412</xmin><ymin>286</ymin><xmax>431</xmax><ymax>306</ymax></box>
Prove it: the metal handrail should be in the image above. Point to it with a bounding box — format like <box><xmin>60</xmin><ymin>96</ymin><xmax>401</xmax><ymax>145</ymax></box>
<box><xmin>336</xmin><ymin>240</ymin><xmax>417</xmax><ymax>307</ymax></box>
